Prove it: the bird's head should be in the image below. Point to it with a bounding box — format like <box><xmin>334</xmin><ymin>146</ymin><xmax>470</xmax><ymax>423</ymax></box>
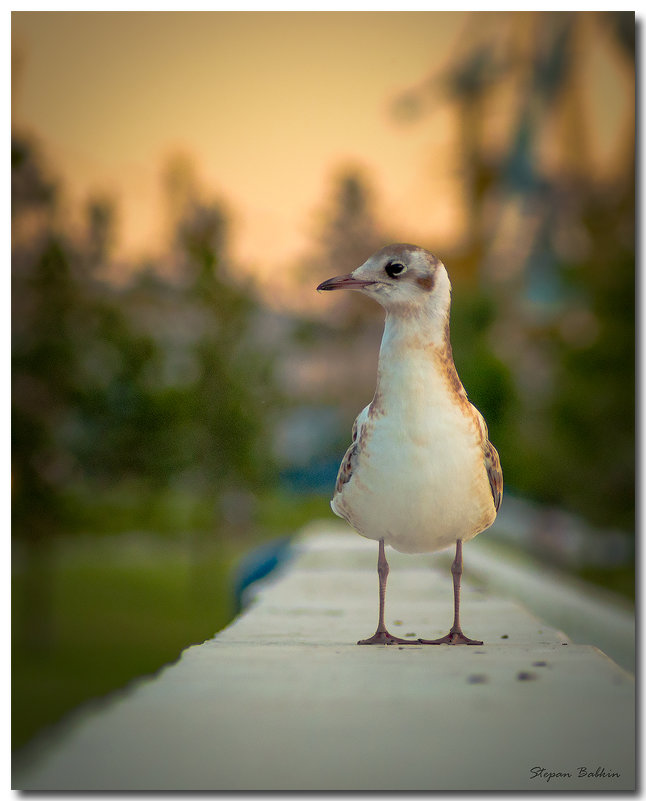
<box><xmin>316</xmin><ymin>244</ymin><xmax>451</xmax><ymax>318</ymax></box>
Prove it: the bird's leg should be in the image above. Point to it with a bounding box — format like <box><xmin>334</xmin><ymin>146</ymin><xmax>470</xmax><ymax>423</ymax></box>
<box><xmin>358</xmin><ymin>539</ymin><xmax>418</xmax><ymax>645</ymax></box>
<box><xmin>418</xmin><ymin>539</ymin><xmax>483</xmax><ymax>645</ymax></box>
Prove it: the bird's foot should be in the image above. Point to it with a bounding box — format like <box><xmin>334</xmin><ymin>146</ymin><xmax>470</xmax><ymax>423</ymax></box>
<box><xmin>418</xmin><ymin>628</ymin><xmax>483</xmax><ymax>646</ymax></box>
<box><xmin>357</xmin><ymin>630</ymin><xmax>419</xmax><ymax>645</ymax></box>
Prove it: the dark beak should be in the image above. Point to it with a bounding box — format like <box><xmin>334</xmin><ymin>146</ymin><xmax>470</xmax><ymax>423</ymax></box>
<box><xmin>316</xmin><ymin>273</ymin><xmax>376</xmax><ymax>292</ymax></box>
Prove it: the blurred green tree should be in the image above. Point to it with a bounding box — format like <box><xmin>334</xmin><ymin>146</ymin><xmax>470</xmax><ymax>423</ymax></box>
<box><xmin>12</xmin><ymin>134</ymin><xmax>88</xmax><ymax>649</ymax></box>
<box><xmin>164</xmin><ymin>154</ymin><xmax>277</xmax><ymax>496</ymax></box>
<box><xmin>12</xmin><ymin>139</ymin><xmax>279</xmax><ymax>651</ymax></box>
<box><xmin>299</xmin><ymin>166</ymin><xmax>391</xmax><ymax>333</ymax></box>
<box><xmin>545</xmin><ymin>179</ymin><xmax>635</xmax><ymax>530</ymax></box>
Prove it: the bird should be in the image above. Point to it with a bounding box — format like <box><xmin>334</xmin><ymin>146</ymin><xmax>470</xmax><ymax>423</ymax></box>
<box><xmin>316</xmin><ymin>244</ymin><xmax>502</xmax><ymax>646</ymax></box>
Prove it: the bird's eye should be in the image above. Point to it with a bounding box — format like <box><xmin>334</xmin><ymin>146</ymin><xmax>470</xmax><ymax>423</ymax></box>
<box><xmin>385</xmin><ymin>261</ymin><xmax>407</xmax><ymax>278</ymax></box>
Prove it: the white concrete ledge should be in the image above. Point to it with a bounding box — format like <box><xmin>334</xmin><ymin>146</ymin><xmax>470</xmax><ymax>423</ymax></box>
<box><xmin>14</xmin><ymin>524</ymin><xmax>635</xmax><ymax>792</ymax></box>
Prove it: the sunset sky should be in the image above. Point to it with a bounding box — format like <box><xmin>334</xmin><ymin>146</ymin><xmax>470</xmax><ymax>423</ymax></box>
<box><xmin>12</xmin><ymin>11</ymin><xmax>633</xmax><ymax>287</ymax></box>
<box><xmin>12</xmin><ymin>12</ymin><xmax>471</xmax><ymax>274</ymax></box>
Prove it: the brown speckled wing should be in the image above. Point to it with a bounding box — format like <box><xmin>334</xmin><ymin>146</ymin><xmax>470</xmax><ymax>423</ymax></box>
<box><xmin>472</xmin><ymin>406</ymin><xmax>503</xmax><ymax>513</ymax></box>
<box><xmin>483</xmin><ymin>439</ymin><xmax>503</xmax><ymax>512</ymax></box>
<box><xmin>334</xmin><ymin>416</ymin><xmax>359</xmax><ymax>495</ymax></box>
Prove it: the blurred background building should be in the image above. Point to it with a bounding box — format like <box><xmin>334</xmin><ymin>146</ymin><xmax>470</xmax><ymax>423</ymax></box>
<box><xmin>12</xmin><ymin>10</ymin><xmax>634</xmax><ymax>753</ymax></box>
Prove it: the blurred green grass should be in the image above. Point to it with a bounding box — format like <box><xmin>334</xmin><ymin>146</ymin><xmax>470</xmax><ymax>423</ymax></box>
<box><xmin>12</xmin><ymin>488</ymin><xmax>332</xmax><ymax>752</ymax></box>
<box><xmin>576</xmin><ymin>565</ymin><xmax>635</xmax><ymax>602</ymax></box>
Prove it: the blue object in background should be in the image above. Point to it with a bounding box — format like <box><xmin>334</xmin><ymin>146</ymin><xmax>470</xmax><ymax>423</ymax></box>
<box><xmin>231</xmin><ymin>536</ymin><xmax>294</xmax><ymax>614</ymax></box>
<box><xmin>279</xmin><ymin>458</ymin><xmax>339</xmax><ymax>494</ymax></box>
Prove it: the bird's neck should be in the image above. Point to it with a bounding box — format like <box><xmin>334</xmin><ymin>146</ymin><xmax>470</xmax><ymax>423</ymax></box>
<box><xmin>373</xmin><ymin>305</ymin><xmax>467</xmax><ymax>406</ymax></box>
<box><xmin>382</xmin><ymin>303</ymin><xmax>448</xmax><ymax>351</ymax></box>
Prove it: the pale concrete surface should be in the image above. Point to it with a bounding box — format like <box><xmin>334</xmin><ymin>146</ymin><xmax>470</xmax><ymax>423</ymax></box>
<box><xmin>465</xmin><ymin>535</ymin><xmax>635</xmax><ymax>672</ymax></box>
<box><xmin>14</xmin><ymin>525</ymin><xmax>635</xmax><ymax>792</ymax></box>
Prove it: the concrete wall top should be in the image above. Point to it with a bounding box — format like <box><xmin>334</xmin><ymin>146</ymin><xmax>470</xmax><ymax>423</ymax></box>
<box><xmin>14</xmin><ymin>524</ymin><xmax>635</xmax><ymax>792</ymax></box>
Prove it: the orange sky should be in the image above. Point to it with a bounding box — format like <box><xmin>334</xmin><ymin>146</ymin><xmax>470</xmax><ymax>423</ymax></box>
<box><xmin>12</xmin><ymin>11</ymin><xmax>633</xmax><ymax>289</ymax></box>
<box><xmin>12</xmin><ymin>11</ymin><xmax>470</xmax><ymax>277</ymax></box>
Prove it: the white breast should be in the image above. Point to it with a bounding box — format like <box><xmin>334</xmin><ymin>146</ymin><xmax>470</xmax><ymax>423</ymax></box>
<box><xmin>332</xmin><ymin>329</ymin><xmax>495</xmax><ymax>554</ymax></box>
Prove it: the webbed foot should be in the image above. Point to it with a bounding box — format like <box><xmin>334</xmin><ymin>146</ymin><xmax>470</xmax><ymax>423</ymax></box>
<box><xmin>418</xmin><ymin>627</ymin><xmax>483</xmax><ymax>646</ymax></box>
<box><xmin>358</xmin><ymin>630</ymin><xmax>419</xmax><ymax>645</ymax></box>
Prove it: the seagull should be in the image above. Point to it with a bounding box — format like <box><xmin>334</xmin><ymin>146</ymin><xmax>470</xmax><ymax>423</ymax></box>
<box><xmin>317</xmin><ymin>244</ymin><xmax>502</xmax><ymax>646</ymax></box>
